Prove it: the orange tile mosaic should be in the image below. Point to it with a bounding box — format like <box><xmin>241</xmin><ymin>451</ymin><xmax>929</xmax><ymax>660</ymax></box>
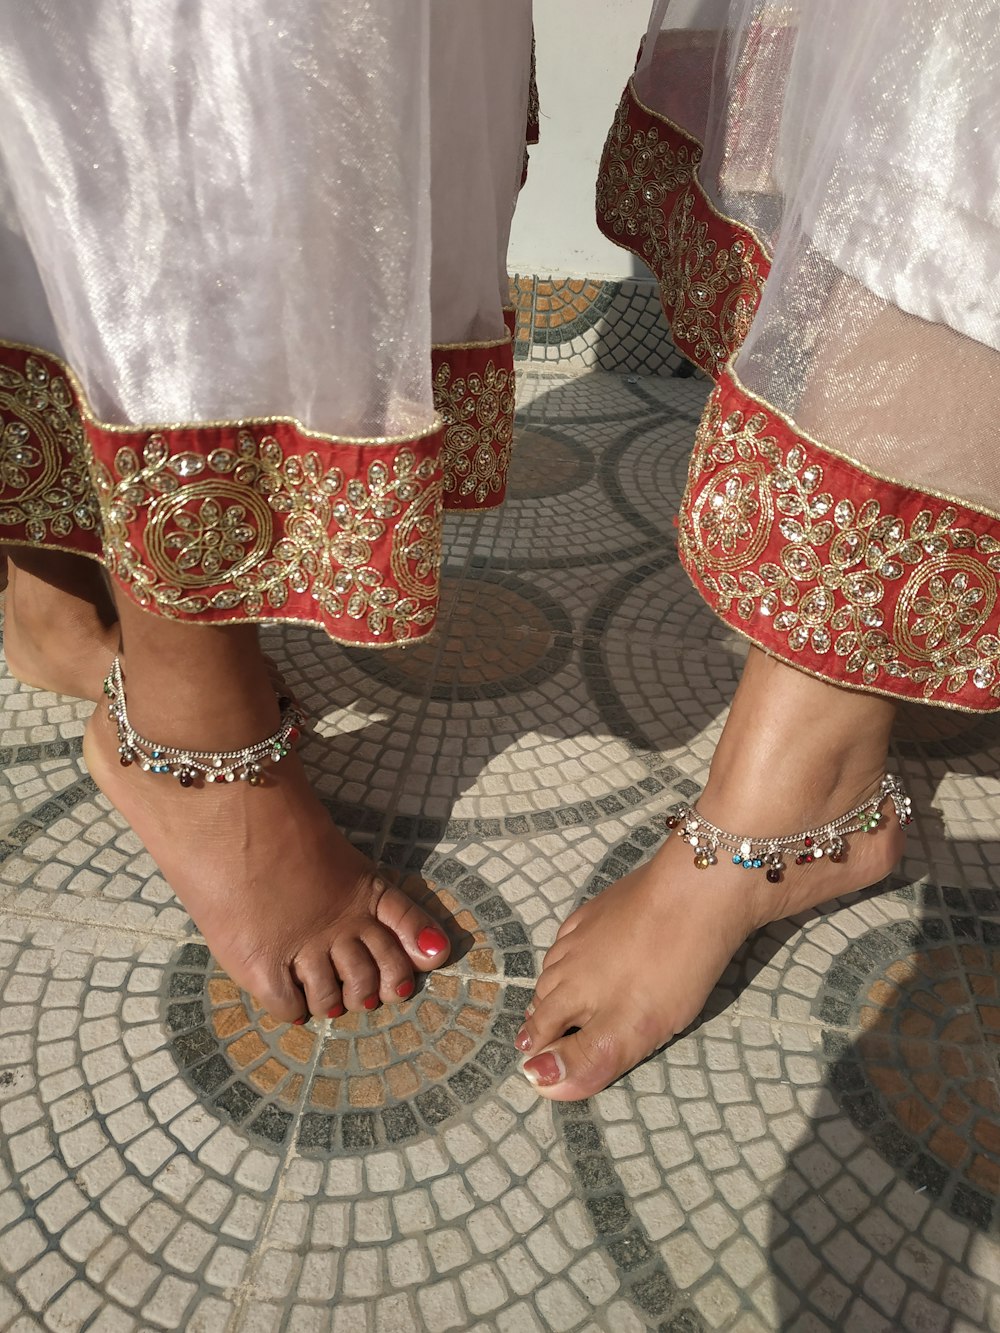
<box><xmin>821</xmin><ymin>925</ymin><xmax>1000</xmax><ymax>1230</ymax></box>
<box><xmin>162</xmin><ymin>852</ymin><xmax>535</xmax><ymax>1153</ymax></box>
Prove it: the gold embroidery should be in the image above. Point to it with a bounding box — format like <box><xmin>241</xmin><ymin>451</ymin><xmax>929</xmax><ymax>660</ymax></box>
<box><xmin>433</xmin><ymin>357</ymin><xmax>515</xmax><ymax>506</ymax></box>
<box><xmin>596</xmin><ymin>85</ymin><xmax>768</xmax><ymax>376</ymax></box>
<box><xmin>681</xmin><ymin>391</ymin><xmax>1000</xmax><ymax>701</ymax></box>
<box><xmin>0</xmin><ymin>356</ymin><xmax>100</xmax><ymax>543</ymax></box>
<box><xmin>94</xmin><ymin>433</ymin><xmax>441</xmax><ymax>641</ymax></box>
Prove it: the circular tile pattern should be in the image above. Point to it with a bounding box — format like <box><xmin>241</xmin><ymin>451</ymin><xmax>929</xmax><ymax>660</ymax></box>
<box><xmin>818</xmin><ymin>918</ymin><xmax>1000</xmax><ymax>1231</ymax></box>
<box><xmin>163</xmin><ymin>858</ymin><xmax>534</xmax><ymax>1152</ymax></box>
<box><xmin>507</xmin><ymin>427</ymin><xmax>594</xmax><ymax>500</ymax></box>
<box><xmin>351</xmin><ymin>570</ymin><xmax>573</xmax><ymax>701</ymax></box>
<box><xmin>586</xmin><ymin>556</ymin><xmax>744</xmax><ymax>757</ymax></box>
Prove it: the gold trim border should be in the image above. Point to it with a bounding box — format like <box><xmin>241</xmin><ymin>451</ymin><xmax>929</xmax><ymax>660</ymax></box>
<box><xmin>693</xmin><ymin>598</ymin><xmax>999</xmax><ymax>716</ymax></box>
<box><xmin>0</xmin><ymin>536</ymin><xmax>441</xmax><ymax>655</ymax></box>
<box><xmin>727</xmin><ymin>366</ymin><xmax>1000</xmax><ymax>528</ymax></box>
<box><xmin>431</xmin><ymin>334</ymin><xmax>514</xmax><ymax>353</ymax></box>
<box><xmin>621</xmin><ymin>76</ymin><xmax>775</xmax><ymax>264</ymax></box>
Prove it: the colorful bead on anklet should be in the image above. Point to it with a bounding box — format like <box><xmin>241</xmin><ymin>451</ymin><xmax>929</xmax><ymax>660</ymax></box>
<box><xmin>102</xmin><ymin>656</ymin><xmax>304</xmax><ymax>788</ymax></box>
<box><xmin>665</xmin><ymin>774</ymin><xmax>912</xmax><ymax>883</ymax></box>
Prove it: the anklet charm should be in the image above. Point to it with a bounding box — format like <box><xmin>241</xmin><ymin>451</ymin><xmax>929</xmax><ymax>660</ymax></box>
<box><xmin>103</xmin><ymin>656</ymin><xmax>305</xmax><ymax>788</ymax></box>
<box><xmin>665</xmin><ymin>775</ymin><xmax>912</xmax><ymax>883</ymax></box>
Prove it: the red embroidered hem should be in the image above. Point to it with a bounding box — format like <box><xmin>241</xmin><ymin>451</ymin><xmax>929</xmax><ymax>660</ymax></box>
<box><xmin>596</xmin><ymin>78</ymin><xmax>770</xmax><ymax>379</ymax></box>
<box><xmin>431</xmin><ymin>325</ymin><xmax>516</xmax><ymax>512</ymax></box>
<box><xmin>0</xmin><ymin>340</ymin><xmax>447</xmax><ymax>647</ymax></box>
<box><xmin>681</xmin><ymin>374</ymin><xmax>1000</xmax><ymax>712</ymax></box>
<box><xmin>597</xmin><ymin>78</ymin><xmax>1000</xmax><ymax>711</ymax></box>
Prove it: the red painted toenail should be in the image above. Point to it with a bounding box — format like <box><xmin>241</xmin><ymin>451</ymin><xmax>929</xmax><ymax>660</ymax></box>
<box><xmin>522</xmin><ymin>1050</ymin><xmax>565</xmax><ymax>1088</ymax></box>
<box><xmin>293</xmin><ymin>1017</ymin><xmax>306</xmax><ymax>1026</ymax></box>
<box><xmin>327</xmin><ymin>1005</ymin><xmax>345</xmax><ymax>1019</ymax></box>
<box><xmin>417</xmin><ymin>926</ymin><xmax>448</xmax><ymax>957</ymax></box>
<box><xmin>363</xmin><ymin>993</ymin><xmax>380</xmax><ymax>1010</ymax></box>
<box><xmin>515</xmin><ymin>1028</ymin><xmax>532</xmax><ymax>1052</ymax></box>
<box><xmin>396</xmin><ymin>980</ymin><xmax>415</xmax><ymax>999</ymax></box>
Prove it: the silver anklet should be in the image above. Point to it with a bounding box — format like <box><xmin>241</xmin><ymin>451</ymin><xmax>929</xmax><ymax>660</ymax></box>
<box><xmin>666</xmin><ymin>774</ymin><xmax>913</xmax><ymax>883</ymax></box>
<box><xmin>102</xmin><ymin>656</ymin><xmax>305</xmax><ymax>788</ymax></box>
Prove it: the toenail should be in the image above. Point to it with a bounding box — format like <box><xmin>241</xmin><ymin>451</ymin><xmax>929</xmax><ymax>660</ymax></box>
<box><xmin>293</xmin><ymin>1016</ymin><xmax>307</xmax><ymax>1026</ymax></box>
<box><xmin>416</xmin><ymin>926</ymin><xmax>448</xmax><ymax>957</ymax></box>
<box><xmin>327</xmin><ymin>1005</ymin><xmax>345</xmax><ymax>1019</ymax></box>
<box><xmin>363</xmin><ymin>993</ymin><xmax>380</xmax><ymax>1010</ymax></box>
<box><xmin>522</xmin><ymin>1050</ymin><xmax>565</xmax><ymax>1088</ymax></box>
<box><xmin>515</xmin><ymin>1027</ymin><xmax>533</xmax><ymax>1052</ymax></box>
<box><xmin>396</xmin><ymin>980</ymin><xmax>415</xmax><ymax>999</ymax></box>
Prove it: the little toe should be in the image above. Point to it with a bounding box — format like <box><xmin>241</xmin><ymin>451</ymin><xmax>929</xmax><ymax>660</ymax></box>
<box><xmin>292</xmin><ymin>951</ymin><xmax>345</xmax><ymax>1019</ymax></box>
<box><xmin>374</xmin><ymin>876</ymin><xmax>451</xmax><ymax>971</ymax></box>
<box><xmin>521</xmin><ymin>1021</ymin><xmax>648</xmax><ymax>1102</ymax></box>
<box><xmin>554</xmin><ymin>907</ymin><xmax>588</xmax><ymax>944</ymax></box>
<box><xmin>243</xmin><ymin>964</ymin><xmax>308</xmax><ymax>1026</ymax></box>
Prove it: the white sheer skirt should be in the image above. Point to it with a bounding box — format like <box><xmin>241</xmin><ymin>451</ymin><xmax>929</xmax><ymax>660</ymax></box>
<box><xmin>598</xmin><ymin>0</ymin><xmax>1000</xmax><ymax>710</ymax></box>
<box><xmin>0</xmin><ymin>1</ymin><xmax>532</xmax><ymax>642</ymax></box>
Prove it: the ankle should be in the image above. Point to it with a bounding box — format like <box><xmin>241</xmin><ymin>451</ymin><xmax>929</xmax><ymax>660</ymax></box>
<box><xmin>700</xmin><ymin>651</ymin><xmax>896</xmax><ymax>829</ymax></box>
<box><xmin>111</xmin><ymin>653</ymin><xmax>283</xmax><ymax>752</ymax></box>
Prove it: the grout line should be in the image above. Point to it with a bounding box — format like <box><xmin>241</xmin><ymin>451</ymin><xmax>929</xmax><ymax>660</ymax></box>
<box><xmin>0</xmin><ymin>897</ymin><xmax>198</xmax><ymax>943</ymax></box>
<box><xmin>225</xmin><ymin>1020</ymin><xmax>332</xmax><ymax>1333</ymax></box>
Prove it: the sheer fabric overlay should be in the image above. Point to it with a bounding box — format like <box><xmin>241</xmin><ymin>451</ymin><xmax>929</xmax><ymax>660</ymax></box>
<box><xmin>597</xmin><ymin>0</ymin><xmax>1000</xmax><ymax>710</ymax></box>
<box><xmin>0</xmin><ymin>0</ymin><xmax>531</xmax><ymax>644</ymax></box>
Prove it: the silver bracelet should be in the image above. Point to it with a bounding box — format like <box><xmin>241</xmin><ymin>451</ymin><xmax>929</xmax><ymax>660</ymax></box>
<box><xmin>102</xmin><ymin>656</ymin><xmax>305</xmax><ymax>788</ymax></box>
<box><xmin>666</xmin><ymin>773</ymin><xmax>913</xmax><ymax>882</ymax></box>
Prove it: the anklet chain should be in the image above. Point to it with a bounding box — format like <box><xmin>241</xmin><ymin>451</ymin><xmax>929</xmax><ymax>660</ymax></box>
<box><xmin>667</xmin><ymin>774</ymin><xmax>912</xmax><ymax>883</ymax></box>
<box><xmin>103</xmin><ymin>656</ymin><xmax>305</xmax><ymax>788</ymax></box>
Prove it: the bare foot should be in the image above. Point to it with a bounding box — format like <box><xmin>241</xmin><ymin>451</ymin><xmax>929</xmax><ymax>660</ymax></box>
<box><xmin>3</xmin><ymin>546</ymin><xmax>118</xmax><ymax>700</ymax></box>
<box><xmin>84</xmin><ymin>699</ymin><xmax>450</xmax><ymax>1022</ymax></box>
<box><xmin>517</xmin><ymin>650</ymin><xmax>905</xmax><ymax>1100</ymax></box>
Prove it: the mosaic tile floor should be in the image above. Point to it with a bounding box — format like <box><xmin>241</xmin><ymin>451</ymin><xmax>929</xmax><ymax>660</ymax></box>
<box><xmin>1</xmin><ymin>366</ymin><xmax>999</xmax><ymax>1332</ymax></box>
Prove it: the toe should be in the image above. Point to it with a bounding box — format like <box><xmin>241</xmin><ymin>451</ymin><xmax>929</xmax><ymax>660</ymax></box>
<box><xmin>292</xmin><ymin>951</ymin><xmax>345</xmax><ymax>1019</ymax></box>
<box><xmin>516</xmin><ymin>980</ymin><xmax>581</xmax><ymax>1055</ymax></box>
<box><xmin>521</xmin><ymin>1021</ymin><xmax>648</xmax><ymax>1102</ymax></box>
<box><xmin>331</xmin><ymin>938</ymin><xmax>381</xmax><ymax>1011</ymax></box>
<box><xmin>361</xmin><ymin>922</ymin><xmax>416</xmax><ymax>1004</ymax></box>
<box><xmin>554</xmin><ymin>906</ymin><xmax>587</xmax><ymax>944</ymax></box>
<box><xmin>243</xmin><ymin>962</ymin><xmax>308</xmax><ymax>1026</ymax></box>
<box><xmin>374</xmin><ymin>875</ymin><xmax>451</xmax><ymax>971</ymax></box>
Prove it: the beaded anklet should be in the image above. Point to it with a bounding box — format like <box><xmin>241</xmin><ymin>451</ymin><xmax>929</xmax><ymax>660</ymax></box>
<box><xmin>102</xmin><ymin>656</ymin><xmax>305</xmax><ymax>788</ymax></box>
<box><xmin>666</xmin><ymin>774</ymin><xmax>913</xmax><ymax>883</ymax></box>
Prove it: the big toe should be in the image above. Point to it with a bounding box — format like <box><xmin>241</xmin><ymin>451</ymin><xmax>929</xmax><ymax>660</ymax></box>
<box><xmin>521</xmin><ymin>1021</ymin><xmax>654</xmax><ymax>1102</ymax></box>
<box><xmin>375</xmin><ymin>873</ymin><xmax>451</xmax><ymax>971</ymax></box>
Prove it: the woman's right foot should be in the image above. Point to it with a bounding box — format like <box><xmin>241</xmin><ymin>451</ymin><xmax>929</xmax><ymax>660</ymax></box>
<box><xmin>84</xmin><ymin>697</ymin><xmax>451</xmax><ymax>1023</ymax></box>
<box><xmin>3</xmin><ymin>546</ymin><xmax>118</xmax><ymax>700</ymax></box>
<box><xmin>517</xmin><ymin>649</ymin><xmax>905</xmax><ymax>1100</ymax></box>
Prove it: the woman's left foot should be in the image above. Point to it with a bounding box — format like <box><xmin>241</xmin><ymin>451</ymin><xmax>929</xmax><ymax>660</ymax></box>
<box><xmin>517</xmin><ymin>650</ymin><xmax>905</xmax><ymax>1100</ymax></box>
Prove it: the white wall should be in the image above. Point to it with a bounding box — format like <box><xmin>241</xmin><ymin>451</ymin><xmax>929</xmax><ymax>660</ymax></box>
<box><xmin>508</xmin><ymin>0</ymin><xmax>652</xmax><ymax>280</ymax></box>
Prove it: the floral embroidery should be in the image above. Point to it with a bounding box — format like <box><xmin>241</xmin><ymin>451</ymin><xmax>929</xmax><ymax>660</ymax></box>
<box><xmin>597</xmin><ymin>77</ymin><xmax>1000</xmax><ymax>710</ymax></box>
<box><xmin>432</xmin><ymin>344</ymin><xmax>516</xmax><ymax>509</ymax></box>
<box><xmin>92</xmin><ymin>431</ymin><xmax>442</xmax><ymax>642</ymax></box>
<box><xmin>680</xmin><ymin>380</ymin><xmax>1000</xmax><ymax>707</ymax></box>
<box><xmin>0</xmin><ymin>339</ymin><xmax>452</xmax><ymax>646</ymax></box>
<box><xmin>0</xmin><ymin>355</ymin><xmax>101</xmax><ymax>547</ymax></box>
<box><xmin>596</xmin><ymin>83</ymin><xmax>770</xmax><ymax>376</ymax></box>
